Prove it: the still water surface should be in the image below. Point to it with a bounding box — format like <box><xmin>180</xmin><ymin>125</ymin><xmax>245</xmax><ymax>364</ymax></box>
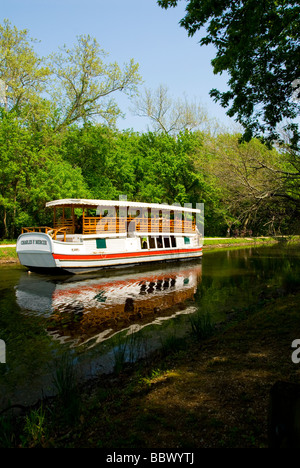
<box><xmin>0</xmin><ymin>243</ymin><xmax>299</xmax><ymax>409</ymax></box>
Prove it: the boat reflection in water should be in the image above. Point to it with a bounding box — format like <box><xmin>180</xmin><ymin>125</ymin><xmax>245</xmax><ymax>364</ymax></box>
<box><xmin>16</xmin><ymin>261</ymin><xmax>202</xmax><ymax>348</ymax></box>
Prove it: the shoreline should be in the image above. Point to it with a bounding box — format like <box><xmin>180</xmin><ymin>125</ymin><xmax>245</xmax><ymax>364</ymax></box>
<box><xmin>0</xmin><ymin>236</ymin><xmax>298</xmax><ymax>265</ymax></box>
<box><xmin>1</xmin><ymin>239</ymin><xmax>299</xmax><ymax>447</ymax></box>
<box><xmin>4</xmin><ymin>281</ymin><xmax>300</xmax><ymax>448</ymax></box>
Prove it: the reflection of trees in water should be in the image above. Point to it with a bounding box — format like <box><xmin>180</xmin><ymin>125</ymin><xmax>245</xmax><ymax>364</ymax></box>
<box><xmin>195</xmin><ymin>248</ymin><xmax>300</xmax><ymax>321</ymax></box>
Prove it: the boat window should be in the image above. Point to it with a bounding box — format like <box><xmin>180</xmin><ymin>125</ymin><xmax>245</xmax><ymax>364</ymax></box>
<box><xmin>184</xmin><ymin>237</ymin><xmax>190</xmax><ymax>245</ymax></box>
<box><xmin>156</xmin><ymin>236</ymin><xmax>163</xmax><ymax>248</ymax></box>
<box><xmin>141</xmin><ymin>237</ymin><xmax>148</xmax><ymax>249</ymax></box>
<box><xmin>163</xmin><ymin>237</ymin><xmax>170</xmax><ymax>248</ymax></box>
<box><xmin>171</xmin><ymin>236</ymin><xmax>176</xmax><ymax>247</ymax></box>
<box><xmin>96</xmin><ymin>238</ymin><xmax>107</xmax><ymax>249</ymax></box>
<box><xmin>149</xmin><ymin>236</ymin><xmax>156</xmax><ymax>249</ymax></box>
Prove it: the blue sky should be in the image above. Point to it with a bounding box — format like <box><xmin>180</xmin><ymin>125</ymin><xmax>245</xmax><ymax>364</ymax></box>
<box><xmin>1</xmin><ymin>0</ymin><xmax>236</xmax><ymax>132</ymax></box>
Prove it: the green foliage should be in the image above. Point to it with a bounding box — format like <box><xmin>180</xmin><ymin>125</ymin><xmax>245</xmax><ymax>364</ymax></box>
<box><xmin>0</xmin><ymin>20</ymin><xmax>141</xmax><ymax>131</ymax></box>
<box><xmin>0</xmin><ymin>413</ymin><xmax>16</xmax><ymax>448</ymax></box>
<box><xmin>48</xmin><ymin>34</ymin><xmax>141</xmax><ymax>130</ymax></box>
<box><xmin>22</xmin><ymin>406</ymin><xmax>48</xmax><ymax>448</ymax></box>
<box><xmin>208</xmin><ymin>133</ymin><xmax>300</xmax><ymax>235</ymax></box>
<box><xmin>61</xmin><ymin>126</ymin><xmax>209</xmax><ymax>205</ymax></box>
<box><xmin>1</xmin><ymin>107</ymin><xmax>297</xmax><ymax>238</ymax></box>
<box><xmin>0</xmin><ymin>19</ymin><xmax>298</xmax><ymax>239</ymax></box>
<box><xmin>189</xmin><ymin>311</ymin><xmax>215</xmax><ymax>341</ymax></box>
<box><xmin>52</xmin><ymin>353</ymin><xmax>81</xmax><ymax>424</ymax></box>
<box><xmin>0</xmin><ymin>19</ymin><xmax>51</xmax><ymax>121</ymax></box>
<box><xmin>157</xmin><ymin>0</ymin><xmax>300</xmax><ymax>150</ymax></box>
<box><xmin>0</xmin><ymin>109</ymin><xmax>89</xmax><ymax>237</ymax></box>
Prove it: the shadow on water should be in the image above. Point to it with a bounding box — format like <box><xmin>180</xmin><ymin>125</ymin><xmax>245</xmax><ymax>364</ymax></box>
<box><xmin>0</xmin><ymin>243</ymin><xmax>299</xmax><ymax>410</ymax></box>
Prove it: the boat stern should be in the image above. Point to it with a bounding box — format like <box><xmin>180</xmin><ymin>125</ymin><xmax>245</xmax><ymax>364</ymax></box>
<box><xmin>16</xmin><ymin>232</ymin><xmax>56</xmax><ymax>270</ymax></box>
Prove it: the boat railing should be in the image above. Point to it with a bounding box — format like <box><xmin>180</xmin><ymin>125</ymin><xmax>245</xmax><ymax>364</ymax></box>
<box><xmin>83</xmin><ymin>217</ymin><xmax>126</xmax><ymax>235</ymax></box>
<box><xmin>21</xmin><ymin>226</ymin><xmax>69</xmax><ymax>241</ymax></box>
<box><xmin>82</xmin><ymin>216</ymin><xmax>196</xmax><ymax>234</ymax></box>
<box><xmin>53</xmin><ymin>219</ymin><xmax>74</xmax><ymax>232</ymax></box>
<box><xmin>22</xmin><ymin>226</ymin><xmax>53</xmax><ymax>234</ymax></box>
<box><xmin>21</xmin><ymin>217</ymin><xmax>196</xmax><ymax>238</ymax></box>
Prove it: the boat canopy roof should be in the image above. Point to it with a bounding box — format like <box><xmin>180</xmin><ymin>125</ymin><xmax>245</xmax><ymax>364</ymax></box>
<box><xmin>45</xmin><ymin>199</ymin><xmax>201</xmax><ymax>214</ymax></box>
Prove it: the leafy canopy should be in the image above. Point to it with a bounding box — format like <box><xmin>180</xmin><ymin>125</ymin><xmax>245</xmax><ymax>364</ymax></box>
<box><xmin>0</xmin><ymin>20</ymin><xmax>142</xmax><ymax>131</ymax></box>
<box><xmin>0</xmin><ymin>19</ymin><xmax>51</xmax><ymax>123</ymax></box>
<box><xmin>157</xmin><ymin>0</ymin><xmax>300</xmax><ymax>150</ymax></box>
<box><xmin>49</xmin><ymin>34</ymin><xmax>142</xmax><ymax>130</ymax></box>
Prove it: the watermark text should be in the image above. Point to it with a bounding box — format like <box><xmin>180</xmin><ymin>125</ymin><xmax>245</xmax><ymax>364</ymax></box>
<box><xmin>106</xmin><ymin>452</ymin><xmax>194</xmax><ymax>465</ymax></box>
<box><xmin>291</xmin><ymin>339</ymin><xmax>300</xmax><ymax>364</ymax></box>
<box><xmin>291</xmin><ymin>78</ymin><xmax>300</xmax><ymax>103</ymax></box>
<box><xmin>0</xmin><ymin>339</ymin><xmax>6</xmax><ymax>364</ymax></box>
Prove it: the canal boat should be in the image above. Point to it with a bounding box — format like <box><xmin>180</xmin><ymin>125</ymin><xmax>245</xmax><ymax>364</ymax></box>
<box><xmin>16</xmin><ymin>199</ymin><xmax>203</xmax><ymax>274</ymax></box>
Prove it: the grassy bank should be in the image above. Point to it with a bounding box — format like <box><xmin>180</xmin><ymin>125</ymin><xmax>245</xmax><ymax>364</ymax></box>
<box><xmin>203</xmin><ymin>235</ymin><xmax>299</xmax><ymax>250</ymax></box>
<box><xmin>1</xmin><ymin>281</ymin><xmax>300</xmax><ymax>448</ymax></box>
<box><xmin>0</xmin><ymin>247</ymin><xmax>18</xmax><ymax>263</ymax></box>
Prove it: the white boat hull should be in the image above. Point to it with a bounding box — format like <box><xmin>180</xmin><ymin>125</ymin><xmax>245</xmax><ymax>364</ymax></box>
<box><xmin>17</xmin><ymin>232</ymin><xmax>202</xmax><ymax>274</ymax></box>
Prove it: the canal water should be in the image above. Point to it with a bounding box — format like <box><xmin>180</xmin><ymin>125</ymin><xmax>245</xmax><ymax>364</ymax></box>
<box><xmin>0</xmin><ymin>243</ymin><xmax>299</xmax><ymax>410</ymax></box>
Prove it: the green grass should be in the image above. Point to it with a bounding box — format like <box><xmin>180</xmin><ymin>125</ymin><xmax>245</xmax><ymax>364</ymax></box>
<box><xmin>189</xmin><ymin>311</ymin><xmax>215</xmax><ymax>341</ymax></box>
<box><xmin>0</xmin><ymin>247</ymin><xmax>18</xmax><ymax>261</ymax></box>
<box><xmin>51</xmin><ymin>353</ymin><xmax>82</xmax><ymax>425</ymax></box>
<box><xmin>204</xmin><ymin>236</ymin><xmax>300</xmax><ymax>246</ymax></box>
<box><xmin>204</xmin><ymin>237</ymin><xmax>271</xmax><ymax>245</ymax></box>
<box><xmin>21</xmin><ymin>406</ymin><xmax>48</xmax><ymax>448</ymax></box>
<box><xmin>0</xmin><ymin>239</ymin><xmax>17</xmax><ymax>245</ymax></box>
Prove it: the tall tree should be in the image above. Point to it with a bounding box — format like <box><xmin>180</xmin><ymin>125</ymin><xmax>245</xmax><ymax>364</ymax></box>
<box><xmin>0</xmin><ymin>110</ymin><xmax>89</xmax><ymax>238</ymax></box>
<box><xmin>209</xmin><ymin>133</ymin><xmax>300</xmax><ymax>234</ymax></box>
<box><xmin>0</xmin><ymin>19</ymin><xmax>51</xmax><ymax>122</ymax></box>
<box><xmin>157</xmin><ymin>0</ymin><xmax>300</xmax><ymax>150</ymax></box>
<box><xmin>0</xmin><ymin>21</ymin><xmax>142</xmax><ymax>132</ymax></box>
<box><xmin>49</xmin><ymin>35</ymin><xmax>142</xmax><ymax>131</ymax></box>
<box><xmin>132</xmin><ymin>84</ymin><xmax>209</xmax><ymax>134</ymax></box>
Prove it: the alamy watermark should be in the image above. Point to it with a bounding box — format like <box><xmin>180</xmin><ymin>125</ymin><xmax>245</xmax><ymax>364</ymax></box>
<box><xmin>291</xmin><ymin>79</ymin><xmax>300</xmax><ymax>103</ymax></box>
<box><xmin>0</xmin><ymin>339</ymin><xmax>6</xmax><ymax>364</ymax></box>
<box><xmin>291</xmin><ymin>339</ymin><xmax>300</xmax><ymax>364</ymax></box>
<box><xmin>94</xmin><ymin>195</ymin><xmax>204</xmax><ymax>238</ymax></box>
<box><xmin>0</xmin><ymin>79</ymin><xmax>6</xmax><ymax>107</ymax></box>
